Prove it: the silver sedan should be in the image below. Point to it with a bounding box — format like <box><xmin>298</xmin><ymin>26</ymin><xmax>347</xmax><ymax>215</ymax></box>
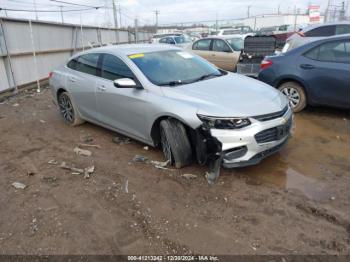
<box><xmin>49</xmin><ymin>44</ymin><xmax>292</xmax><ymax>183</ymax></box>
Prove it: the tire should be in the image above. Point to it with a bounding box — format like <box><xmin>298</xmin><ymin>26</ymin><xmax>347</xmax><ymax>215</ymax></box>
<box><xmin>278</xmin><ymin>82</ymin><xmax>307</xmax><ymax>113</ymax></box>
<box><xmin>160</xmin><ymin>119</ymin><xmax>192</xmax><ymax>168</ymax></box>
<box><xmin>57</xmin><ymin>92</ymin><xmax>85</xmax><ymax>126</ymax></box>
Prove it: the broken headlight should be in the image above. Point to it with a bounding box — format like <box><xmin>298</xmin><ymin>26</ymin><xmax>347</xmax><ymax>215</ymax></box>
<box><xmin>197</xmin><ymin>114</ymin><xmax>251</xmax><ymax>130</ymax></box>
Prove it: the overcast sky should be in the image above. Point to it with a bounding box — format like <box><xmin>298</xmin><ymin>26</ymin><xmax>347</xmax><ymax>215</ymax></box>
<box><xmin>1</xmin><ymin>0</ymin><xmax>330</xmax><ymax>27</ymax></box>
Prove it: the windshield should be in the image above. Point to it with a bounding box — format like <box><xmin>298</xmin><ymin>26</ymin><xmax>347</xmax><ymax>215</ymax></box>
<box><xmin>129</xmin><ymin>50</ymin><xmax>222</xmax><ymax>86</ymax></box>
<box><xmin>226</xmin><ymin>37</ymin><xmax>244</xmax><ymax>51</ymax></box>
<box><xmin>174</xmin><ymin>35</ymin><xmax>191</xmax><ymax>43</ymax></box>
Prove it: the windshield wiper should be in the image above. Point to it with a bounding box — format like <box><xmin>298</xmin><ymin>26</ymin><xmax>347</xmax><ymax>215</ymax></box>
<box><xmin>158</xmin><ymin>73</ymin><xmax>222</xmax><ymax>87</ymax></box>
<box><xmin>191</xmin><ymin>73</ymin><xmax>222</xmax><ymax>83</ymax></box>
<box><xmin>158</xmin><ymin>80</ymin><xmax>184</xmax><ymax>86</ymax></box>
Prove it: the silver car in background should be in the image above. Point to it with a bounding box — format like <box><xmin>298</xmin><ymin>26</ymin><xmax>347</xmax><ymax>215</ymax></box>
<box><xmin>283</xmin><ymin>21</ymin><xmax>350</xmax><ymax>52</ymax></box>
<box><xmin>49</xmin><ymin>45</ymin><xmax>292</xmax><ymax>183</ymax></box>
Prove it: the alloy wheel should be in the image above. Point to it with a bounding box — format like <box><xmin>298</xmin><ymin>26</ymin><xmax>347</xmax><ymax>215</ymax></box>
<box><xmin>281</xmin><ymin>87</ymin><xmax>300</xmax><ymax>108</ymax></box>
<box><xmin>58</xmin><ymin>94</ymin><xmax>74</xmax><ymax>124</ymax></box>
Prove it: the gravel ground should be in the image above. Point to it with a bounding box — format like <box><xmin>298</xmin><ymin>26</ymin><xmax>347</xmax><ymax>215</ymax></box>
<box><xmin>0</xmin><ymin>88</ymin><xmax>349</xmax><ymax>255</ymax></box>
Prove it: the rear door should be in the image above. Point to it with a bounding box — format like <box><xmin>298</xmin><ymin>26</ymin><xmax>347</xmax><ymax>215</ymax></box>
<box><xmin>298</xmin><ymin>39</ymin><xmax>350</xmax><ymax>108</ymax></box>
<box><xmin>191</xmin><ymin>39</ymin><xmax>212</xmax><ymax>61</ymax></box>
<box><xmin>66</xmin><ymin>53</ymin><xmax>100</xmax><ymax>121</ymax></box>
<box><xmin>211</xmin><ymin>39</ymin><xmax>237</xmax><ymax>71</ymax></box>
<box><xmin>95</xmin><ymin>53</ymin><xmax>149</xmax><ymax>140</ymax></box>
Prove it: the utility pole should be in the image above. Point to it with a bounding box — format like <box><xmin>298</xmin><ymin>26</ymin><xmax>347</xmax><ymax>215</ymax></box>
<box><xmin>247</xmin><ymin>5</ymin><xmax>251</xmax><ymax>18</ymax></box>
<box><xmin>340</xmin><ymin>1</ymin><xmax>346</xmax><ymax>20</ymax></box>
<box><xmin>60</xmin><ymin>6</ymin><xmax>64</xmax><ymax>23</ymax></box>
<box><xmin>33</xmin><ymin>0</ymin><xmax>38</xmax><ymax>20</ymax></box>
<box><xmin>134</xmin><ymin>18</ymin><xmax>138</xmax><ymax>43</ymax></box>
<box><xmin>112</xmin><ymin>0</ymin><xmax>119</xmax><ymax>29</ymax></box>
<box><xmin>278</xmin><ymin>5</ymin><xmax>281</xmax><ymax>15</ymax></box>
<box><xmin>118</xmin><ymin>4</ymin><xmax>122</xmax><ymax>28</ymax></box>
<box><xmin>215</xmin><ymin>12</ymin><xmax>218</xmax><ymax>33</ymax></box>
<box><xmin>293</xmin><ymin>5</ymin><xmax>298</xmax><ymax>31</ymax></box>
<box><xmin>154</xmin><ymin>10</ymin><xmax>159</xmax><ymax>33</ymax></box>
<box><xmin>325</xmin><ymin>0</ymin><xmax>331</xmax><ymax>22</ymax></box>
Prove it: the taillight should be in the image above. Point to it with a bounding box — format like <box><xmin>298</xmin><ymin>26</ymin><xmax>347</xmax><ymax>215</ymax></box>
<box><xmin>49</xmin><ymin>72</ymin><xmax>53</xmax><ymax>78</ymax></box>
<box><xmin>260</xmin><ymin>60</ymin><xmax>273</xmax><ymax>70</ymax></box>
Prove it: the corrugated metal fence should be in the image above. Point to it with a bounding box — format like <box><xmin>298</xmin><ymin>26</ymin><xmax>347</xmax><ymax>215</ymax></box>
<box><xmin>0</xmin><ymin>17</ymin><xmax>152</xmax><ymax>93</ymax></box>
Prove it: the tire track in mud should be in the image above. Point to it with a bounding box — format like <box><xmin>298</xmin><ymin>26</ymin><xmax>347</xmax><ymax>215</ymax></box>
<box><xmin>295</xmin><ymin>201</ymin><xmax>350</xmax><ymax>252</ymax></box>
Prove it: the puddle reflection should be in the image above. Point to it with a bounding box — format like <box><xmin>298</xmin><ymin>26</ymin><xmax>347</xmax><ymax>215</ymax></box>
<box><xmin>233</xmin><ymin>155</ymin><xmax>330</xmax><ymax>202</ymax></box>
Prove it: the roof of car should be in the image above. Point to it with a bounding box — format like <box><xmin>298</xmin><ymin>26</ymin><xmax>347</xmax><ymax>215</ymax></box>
<box><xmin>82</xmin><ymin>44</ymin><xmax>180</xmax><ymax>57</ymax></box>
<box><xmin>198</xmin><ymin>35</ymin><xmax>245</xmax><ymax>41</ymax></box>
<box><xmin>290</xmin><ymin>33</ymin><xmax>350</xmax><ymax>52</ymax></box>
<box><xmin>302</xmin><ymin>21</ymin><xmax>350</xmax><ymax>32</ymax></box>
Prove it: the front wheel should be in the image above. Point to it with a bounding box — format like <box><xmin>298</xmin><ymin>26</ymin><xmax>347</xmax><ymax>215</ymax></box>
<box><xmin>278</xmin><ymin>82</ymin><xmax>307</xmax><ymax>113</ymax></box>
<box><xmin>159</xmin><ymin>119</ymin><xmax>192</xmax><ymax>168</ymax></box>
<box><xmin>58</xmin><ymin>92</ymin><xmax>84</xmax><ymax>126</ymax></box>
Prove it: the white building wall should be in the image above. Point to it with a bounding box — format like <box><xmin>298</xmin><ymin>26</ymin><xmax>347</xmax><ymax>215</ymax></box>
<box><xmin>243</xmin><ymin>14</ymin><xmax>324</xmax><ymax>30</ymax></box>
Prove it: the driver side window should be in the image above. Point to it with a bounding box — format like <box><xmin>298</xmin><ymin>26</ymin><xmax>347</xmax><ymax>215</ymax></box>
<box><xmin>212</xmin><ymin>39</ymin><xmax>231</xmax><ymax>52</ymax></box>
<box><xmin>101</xmin><ymin>54</ymin><xmax>134</xmax><ymax>81</ymax></box>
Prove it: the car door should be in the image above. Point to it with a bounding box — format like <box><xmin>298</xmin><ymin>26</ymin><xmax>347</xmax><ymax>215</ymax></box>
<box><xmin>95</xmin><ymin>53</ymin><xmax>149</xmax><ymax>140</ymax></box>
<box><xmin>191</xmin><ymin>39</ymin><xmax>212</xmax><ymax>62</ymax></box>
<box><xmin>211</xmin><ymin>39</ymin><xmax>237</xmax><ymax>71</ymax></box>
<box><xmin>297</xmin><ymin>40</ymin><xmax>350</xmax><ymax>108</ymax></box>
<box><xmin>66</xmin><ymin>53</ymin><xmax>100</xmax><ymax>121</ymax></box>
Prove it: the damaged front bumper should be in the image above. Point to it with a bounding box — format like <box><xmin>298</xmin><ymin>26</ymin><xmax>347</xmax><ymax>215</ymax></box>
<box><xmin>198</xmin><ymin>106</ymin><xmax>293</xmax><ymax>183</ymax></box>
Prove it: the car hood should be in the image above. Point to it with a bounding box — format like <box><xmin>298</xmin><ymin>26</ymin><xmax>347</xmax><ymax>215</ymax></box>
<box><xmin>162</xmin><ymin>73</ymin><xmax>287</xmax><ymax>117</ymax></box>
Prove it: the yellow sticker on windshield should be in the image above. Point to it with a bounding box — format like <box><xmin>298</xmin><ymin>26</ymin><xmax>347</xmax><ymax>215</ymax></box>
<box><xmin>128</xmin><ymin>53</ymin><xmax>144</xmax><ymax>59</ymax></box>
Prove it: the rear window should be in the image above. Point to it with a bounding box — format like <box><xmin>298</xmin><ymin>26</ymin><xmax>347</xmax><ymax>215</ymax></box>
<box><xmin>67</xmin><ymin>59</ymin><xmax>78</xmax><ymax>70</ymax></box>
<box><xmin>336</xmin><ymin>25</ymin><xmax>350</xmax><ymax>35</ymax></box>
<box><xmin>304</xmin><ymin>25</ymin><xmax>336</xmax><ymax>37</ymax></box>
<box><xmin>76</xmin><ymin>53</ymin><xmax>100</xmax><ymax>76</ymax></box>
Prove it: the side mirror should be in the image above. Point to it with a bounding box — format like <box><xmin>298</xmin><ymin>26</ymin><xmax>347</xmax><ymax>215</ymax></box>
<box><xmin>114</xmin><ymin>78</ymin><xmax>139</xmax><ymax>88</ymax></box>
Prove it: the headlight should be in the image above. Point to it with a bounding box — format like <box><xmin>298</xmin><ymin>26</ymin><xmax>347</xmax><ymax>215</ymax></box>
<box><xmin>197</xmin><ymin>114</ymin><xmax>251</xmax><ymax>130</ymax></box>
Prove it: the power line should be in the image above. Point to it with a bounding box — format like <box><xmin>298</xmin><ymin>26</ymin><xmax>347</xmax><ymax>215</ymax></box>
<box><xmin>5</xmin><ymin>0</ymin><xmax>61</xmax><ymax>7</ymax></box>
<box><xmin>0</xmin><ymin>7</ymin><xmax>100</xmax><ymax>12</ymax></box>
<box><xmin>49</xmin><ymin>0</ymin><xmax>101</xmax><ymax>8</ymax></box>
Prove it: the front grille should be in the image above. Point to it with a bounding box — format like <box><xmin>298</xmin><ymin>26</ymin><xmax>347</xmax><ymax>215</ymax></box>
<box><xmin>253</xmin><ymin>106</ymin><xmax>288</xmax><ymax>122</ymax></box>
<box><xmin>255</xmin><ymin>117</ymin><xmax>292</xmax><ymax>144</ymax></box>
<box><xmin>250</xmin><ymin>139</ymin><xmax>288</xmax><ymax>161</ymax></box>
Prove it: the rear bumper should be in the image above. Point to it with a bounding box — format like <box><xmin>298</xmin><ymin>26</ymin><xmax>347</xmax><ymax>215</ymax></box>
<box><xmin>209</xmin><ymin>106</ymin><xmax>293</xmax><ymax>168</ymax></box>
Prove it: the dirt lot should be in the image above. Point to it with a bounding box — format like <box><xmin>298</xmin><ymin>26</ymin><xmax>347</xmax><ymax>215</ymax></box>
<box><xmin>0</xmin><ymin>88</ymin><xmax>350</xmax><ymax>255</ymax></box>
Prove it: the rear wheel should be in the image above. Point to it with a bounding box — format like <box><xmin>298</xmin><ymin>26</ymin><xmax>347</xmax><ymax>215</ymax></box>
<box><xmin>159</xmin><ymin>119</ymin><xmax>192</xmax><ymax>168</ymax></box>
<box><xmin>278</xmin><ymin>82</ymin><xmax>307</xmax><ymax>112</ymax></box>
<box><xmin>58</xmin><ymin>92</ymin><xmax>84</xmax><ymax>126</ymax></box>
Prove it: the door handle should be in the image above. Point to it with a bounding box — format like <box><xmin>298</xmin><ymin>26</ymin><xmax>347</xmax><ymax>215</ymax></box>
<box><xmin>300</xmin><ymin>64</ymin><xmax>315</xmax><ymax>70</ymax></box>
<box><xmin>69</xmin><ymin>77</ymin><xmax>77</xmax><ymax>82</ymax></box>
<box><xmin>98</xmin><ymin>85</ymin><xmax>106</xmax><ymax>91</ymax></box>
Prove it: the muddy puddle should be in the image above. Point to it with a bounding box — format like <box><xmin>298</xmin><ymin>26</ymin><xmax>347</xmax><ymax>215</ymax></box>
<box><xmin>238</xmin><ymin>160</ymin><xmax>331</xmax><ymax>202</ymax></box>
<box><xmin>226</xmin><ymin>108</ymin><xmax>350</xmax><ymax>202</ymax></box>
